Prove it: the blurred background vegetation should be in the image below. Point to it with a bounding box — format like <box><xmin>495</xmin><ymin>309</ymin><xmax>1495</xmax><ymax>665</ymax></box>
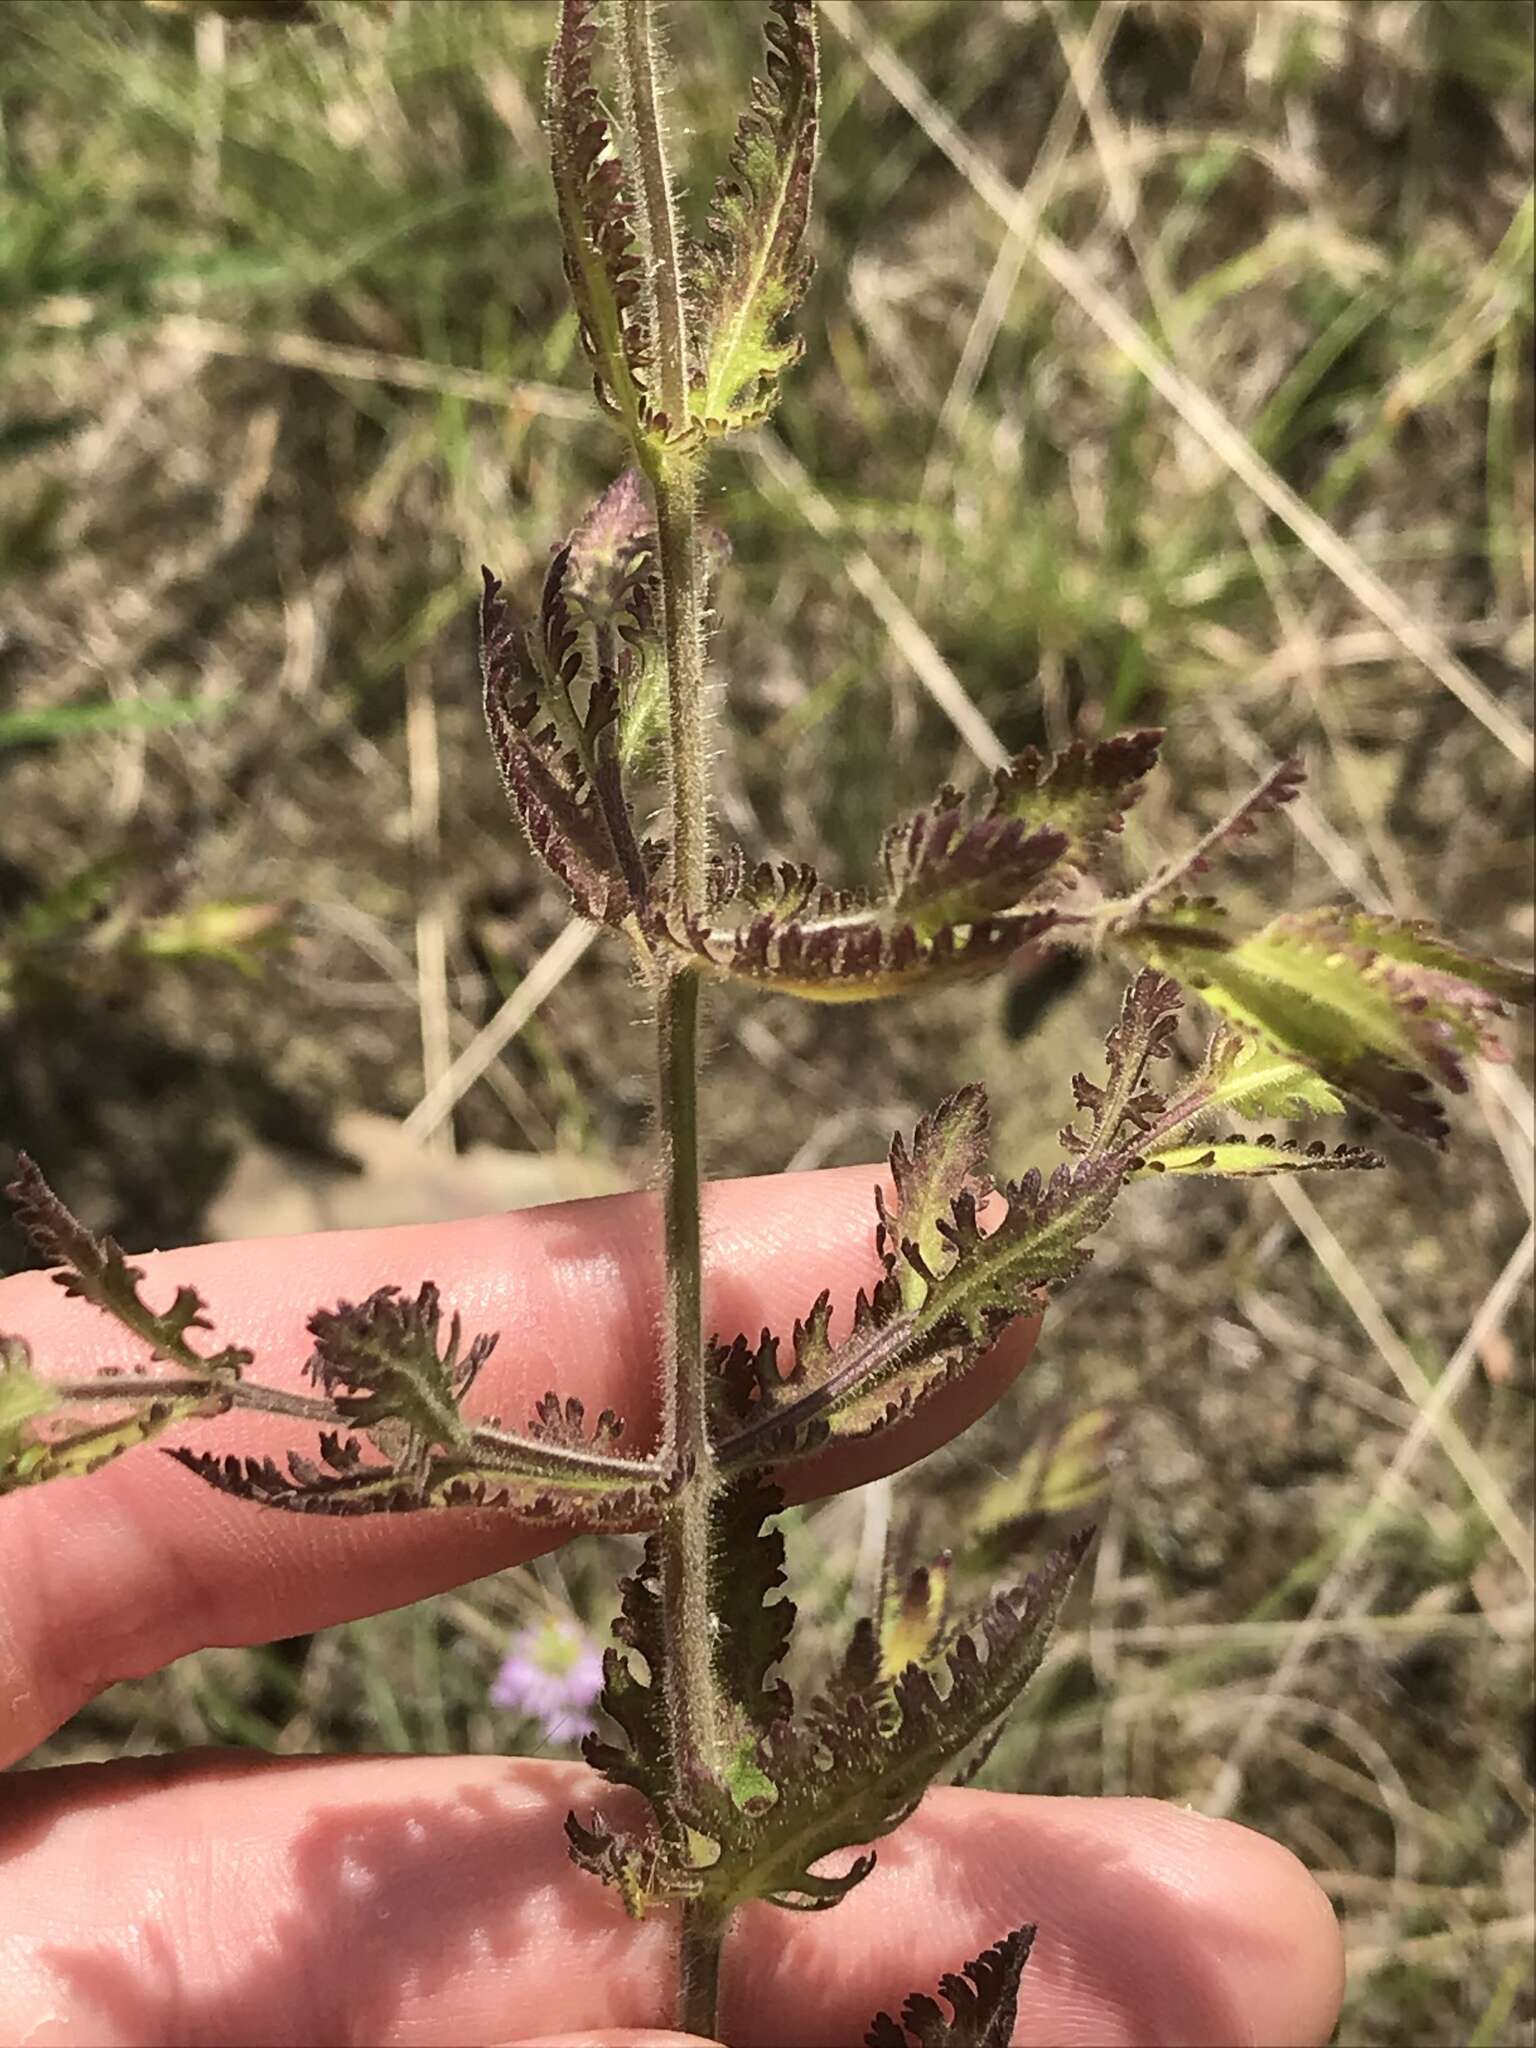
<box><xmin>2</xmin><ymin>1</ymin><xmax>1532</xmax><ymax>2040</ymax></box>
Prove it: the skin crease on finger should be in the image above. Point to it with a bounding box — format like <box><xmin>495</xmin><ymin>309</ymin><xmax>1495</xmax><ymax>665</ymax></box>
<box><xmin>0</xmin><ymin>1755</ymin><xmax>1343</xmax><ymax>2048</ymax></box>
<box><xmin>0</xmin><ymin>1169</ymin><xmax>1034</xmax><ymax>1766</ymax></box>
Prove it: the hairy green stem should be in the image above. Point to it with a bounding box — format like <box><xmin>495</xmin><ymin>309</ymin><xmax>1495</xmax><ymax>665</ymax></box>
<box><xmin>614</xmin><ymin>0</ymin><xmax>707</xmax><ymax>905</ymax></box>
<box><xmin>40</xmin><ymin>1376</ymin><xmax>667</xmax><ymax>1486</ymax></box>
<box><xmin>678</xmin><ymin>1905</ymin><xmax>730</xmax><ymax>2039</ymax></box>
<box><xmin>616</xmin><ymin>1</ymin><xmax>728</xmax><ymax>2025</ymax></box>
<box><xmin>657</xmin><ymin>969</ymin><xmax>720</xmax><ymax>1764</ymax></box>
<box><xmin>654</xmin><ymin>463</ymin><xmax>709</xmax><ymax>910</ymax></box>
<box><xmin>44</xmin><ymin>1375</ymin><xmax>336</xmax><ymax>1423</ymax></box>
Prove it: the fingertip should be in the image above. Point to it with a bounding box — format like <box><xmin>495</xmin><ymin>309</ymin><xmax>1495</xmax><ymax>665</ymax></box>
<box><xmin>1179</xmin><ymin>1812</ymin><xmax>1345</xmax><ymax>2048</ymax></box>
<box><xmin>726</xmin><ymin>1790</ymin><xmax>1347</xmax><ymax>2048</ymax></box>
<box><xmin>1021</xmin><ymin>1798</ymin><xmax>1347</xmax><ymax>2048</ymax></box>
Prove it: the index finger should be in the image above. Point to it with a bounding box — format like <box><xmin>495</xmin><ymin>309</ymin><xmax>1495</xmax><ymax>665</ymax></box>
<box><xmin>0</xmin><ymin>1168</ymin><xmax>1038</xmax><ymax>1763</ymax></box>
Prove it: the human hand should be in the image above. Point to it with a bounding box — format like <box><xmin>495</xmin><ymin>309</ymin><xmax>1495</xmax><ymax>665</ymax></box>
<box><xmin>0</xmin><ymin>1170</ymin><xmax>1343</xmax><ymax>2046</ymax></box>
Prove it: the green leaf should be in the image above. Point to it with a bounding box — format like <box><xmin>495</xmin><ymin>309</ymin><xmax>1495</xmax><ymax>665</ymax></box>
<box><xmin>865</xmin><ymin>1924</ymin><xmax>1036</xmax><ymax>2048</ymax></box>
<box><xmin>715</xmin><ymin>1534</ymin><xmax>1089</xmax><ymax>1912</ymax></box>
<box><xmin>877</xmin><ymin>1085</ymin><xmax>990</xmax><ymax>1311</ymax></box>
<box><xmin>0</xmin><ymin>1338</ymin><xmax>52</xmax><ymax>1437</ymax></box>
<box><xmin>690</xmin><ymin>0</ymin><xmax>819</xmax><ymax>433</ymax></box>
<box><xmin>1130</xmin><ymin>1135</ymin><xmax>1382</xmax><ymax>1179</ymax></box>
<box><xmin>1194</xmin><ymin>1026</ymin><xmax>1346</xmax><ymax>1121</ymax></box>
<box><xmin>715</xmin><ymin>1116</ymin><xmax>1122</xmax><ymax>1472</ymax></box>
<box><xmin>8</xmin><ymin>1400</ymin><xmax>219</xmax><ymax>1491</ymax></box>
<box><xmin>959</xmin><ymin>1404</ymin><xmax>1119</xmax><ymax>1564</ymax></box>
<box><xmin>990</xmin><ymin>729</ymin><xmax>1164</xmax><ymax>874</ymax></box>
<box><xmin>546</xmin><ymin>0</ymin><xmax>650</xmax><ymax>440</ymax></box>
<box><xmin>877</xmin><ymin>1552</ymin><xmax>953</xmax><ymax>1680</ymax></box>
<box><xmin>135</xmin><ymin>899</ymin><xmax>292</xmax><ymax>976</ymax></box>
<box><xmin>1112</xmin><ymin>903</ymin><xmax>1532</xmax><ymax>1143</ymax></box>
<box><xmin>7</xmin><ymin>1155</ymin><xmax>251</xmax><ymax>1379</ymax></box>
<box><xmin>0</xmin><ymin>1332</ymin><xmax>227</xmax><ymax>1495</ymax></box>
<box><xmin>481</xmin><ymin>553</ymin><xmax>646</xmax><ymax>925</ymax></box>
<box><xmin>0</xmin><ymin>695</ymin><xmax>228</xmax><ymax>753</ymax></box>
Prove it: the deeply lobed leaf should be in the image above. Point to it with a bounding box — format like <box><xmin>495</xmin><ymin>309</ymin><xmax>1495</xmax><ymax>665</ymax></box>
<box><xmin>1112</xmin><ymin>900</ymin><xmax>1532</xmax><ymax>1143</ymax></box>
<box><xmin>989</xmin><ymin>728</ymin><xmax>1164</xmax><ymax>873</ymax></box>
<box><xmin>877</xmin><ymin>1084</ymin><xmax>991</xmax><ymax>1310</ymax></box>
<box><xmin>0</xmin><ymin>1334</ymin><xmax>226</xmax><ymax>1494</ymax></box>
<box><xmin>865</xmin><ymin>1924</ymin><xmax>1036</xmax><ymax>2048</ymax></box>
<box><xmin>546</xmin><ymin>0</ymin><xmax>651</xmax><ymax>437</ymax></box>
<box><xmin>1058</xmin><ymin>968</ymin><xmax>1184</xmax><ymax>1157</ymax></box>
<box><xmin>661</xmin><ymin>894</ymin><xmax>1062</xmax><ymax>1003</ymax></box>
<box><xmin>714</xmin><ymin>1127</ymin><xmax>1121</xmax><ymax>1473</ymax></box>
<box><xmin>572</xmin><ymin>1535</ymin><xmax>1085</xmax><ymax>1920</ymax></box>
<box><xmin>717</xmin><ymin>1533</ymin><xmax>1091</xmax><ymax>1911</ymax></box>
<box><xmin>6</xmin><ymin>1154</ymin><xmax>251</xmax><ymax>1379</ymax></box>
<box><xmin>690</xmin><ymin>0</ymin><xmax>819</xmax><ymax>433</ymax></box>
<box><xmin>655</xmin><ymin>732</ymin><xmax>1163</xmax><ymax>1002</ymax></box>
<box><xmin>170</xmin><ymin>1408</ymin><xmax>668</xmax><ymax>1526</ymax></box>
<box><xmin>570</xmin><ymin>1475</ymin><xmax>795</xmax><ymax>1914</ymax></box>
<box><xmin>304</xmin><ymin>1283</ymin><xmax>489</xmax><ymax>1447</ymax></box>
<box><xmin>481</xmin><ymin>531</ymin><xmax>649</xmax><ymax>925</ymax></box>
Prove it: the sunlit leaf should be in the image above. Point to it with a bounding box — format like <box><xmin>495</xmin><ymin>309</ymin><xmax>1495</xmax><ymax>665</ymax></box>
<box><xmin>878</xmin><ymin>1552</ymin><xmax>952</xmax><ymax>1679</ymax></box>
<box><xmin>990</xmin><ymin>729</ymin><xmax>1164</xmax><ymax>874</ymax></box>
<box><xmin>0</xmin><ymin>1331</ymin><xmax>227</xmax><ymax>1495</ymax></box>
<box><xmin>1191</xmin><ymin>1026</ymin><xmax>1346</xmax><ymax>1122</ymax></box>
<box><xmin>715</xmin><ymin>1122</ymin><xmax>1120</xmax><ymax>1473</ymax></box>
<box><xmin>1130</xmin><ymin>1135</ymin><xmax>1382</xmax><ymax>1178</ymax></box>
<box><xmin>877</xmin><ymin>1085</ymin><xmax>990</xmax><ymax>1311</ymax></box>
<box><xmin>690</xmin><ymin>0</ymin><xmax>819</xmax><ymax>433</ymax></box>
<box><xmin>547</xmin><ymin>0</ymin><xmax>650</xmax><ymax>438</ymax></box>
<box><xmin>718</xmin><ymin>1534</ymin><xmax>1090</xmax><ymax>1912</ymax></box>
<box><xmin>1112</xmin><ymin>901</ymin><xmax>1533</xmax><ymax>1143</ymax></box>
<box><xmin>660</xmin><ymin>893</ymin><xmax>1060</xmax><ymax>1004</ymax></box>
<box><xmin>6</xmin><ymin>1155</ymin><xmax>250</xmax><ymax>1378</ymax></box>
<box><xmin>481</xmin><ymin>549</ymin><xmax>646</xmax><ymax>925</ymax></box>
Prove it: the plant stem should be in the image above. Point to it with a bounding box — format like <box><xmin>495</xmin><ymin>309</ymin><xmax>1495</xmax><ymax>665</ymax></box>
<box><xmin>654</xmin><ymin>463</ymin><xmax>708</xmax><ymax>911</ymax></box>
<box><xmin>678</xmin><ymin>1904</ymin><xmax>730</xmax><ymax>2038</ymax></box>
<box><xmin>658</xmin><ymin>963</ymin><xmax>732</xmax><ymax>2026</ymax></box>
<box><xmin>45</xmin><ymin>1375</ymin><xmax>339</xmax><ymax>1424</ymax></box>
<box><xmin>656</xmin><ymin>971</ymin><xmax>721</xmax><ymax>1777</ymax></box>
<box><xmin>615</xmin><ymin>0</ymin><xmax>707</xmax><ymax>904</ymax></box>
<box><xmin>616</xmin><ymin>2</ymin><xmax>728</xmax><ymax>2028</ymax></box>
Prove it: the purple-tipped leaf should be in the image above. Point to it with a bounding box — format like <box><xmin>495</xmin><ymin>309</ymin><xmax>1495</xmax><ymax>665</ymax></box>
<box><xmin>1111</xmin><ymin>900</ymin><xmax>1533</xmax><ymax>1143</ymax></box>
<box><xmin>866</xmin><ymin>1923</ymin><xmax>1037</xmax><ymax>2048</ymax></box>
<box><xmin>546</xmin><ymin>0</ymin><xmax>650</xmax><ymax>434</ymax></box>
<box><xmin>691</xmin><ymin>0</ymin><xmax>819</xmax><ymax>432</ymax></box>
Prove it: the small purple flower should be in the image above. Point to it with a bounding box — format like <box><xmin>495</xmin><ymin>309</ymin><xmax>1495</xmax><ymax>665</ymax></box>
<box><xmin>491</xmin><ymin>1615</ymin><xmax>605</xmax><ymax>1745</ymax></box>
